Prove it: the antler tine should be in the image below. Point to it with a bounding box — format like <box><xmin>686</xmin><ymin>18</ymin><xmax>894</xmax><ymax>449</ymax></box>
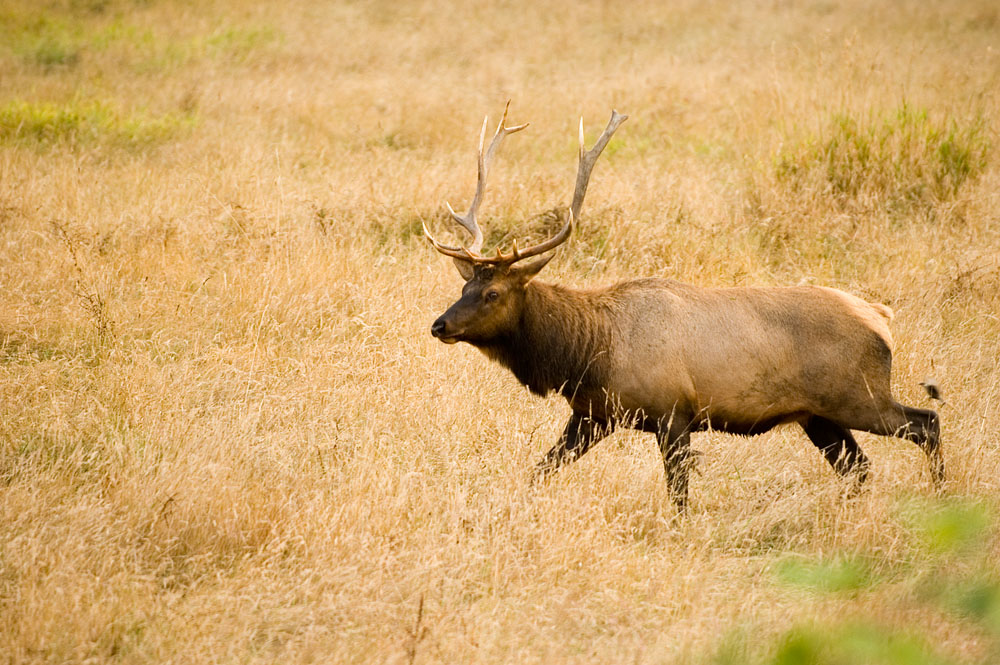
<box><xmin>570</xmin><ymin>110</ymin><xmax>628</xmax><ymax>221</ymax></box>
<box><xmin>501</xmin><ymin>210</ymin><xmax>574</xmax><ymax>263</ymax></box>
<box><xmin>481</xmin><ymin>100</ymin><xmax>529</xmax><ymax>181</ymax></box>
<box><xmin>442</xmin><ymin>116</ymin><xmax>488</xmax><ymax>254</ymax></box>
<box><xmin>442</xmin><ymin>101</ymin><xmax>528</xmax><ymax>257</ymax></box>
<box><xmin>422</xmin><ymin>219</ymin><xmax>478</xmax><ymax>261</ymax></box>
<box><xmin>509</xmin><ymin>110</ymin><xmax>627</xmax><ymax>264</ymax></box>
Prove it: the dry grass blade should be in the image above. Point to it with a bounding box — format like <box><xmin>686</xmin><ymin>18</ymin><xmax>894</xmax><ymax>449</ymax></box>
<box><xmin>0</xmin><ymin>0</ymin><xmax>998</xmax><ymax>663</ymax></box>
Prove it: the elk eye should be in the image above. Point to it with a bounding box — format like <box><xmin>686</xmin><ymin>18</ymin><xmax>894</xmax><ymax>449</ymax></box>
<box><xmin>485</xmin><ymin>290</ymin><xmax>500</xmax><ymax>303</ymax></box>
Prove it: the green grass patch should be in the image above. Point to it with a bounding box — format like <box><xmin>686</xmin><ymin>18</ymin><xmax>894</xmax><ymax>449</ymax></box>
<box><xmin>898</xmin><ymin>496</ymin><xmax>993</xmax><ymax>555</ymax></box>
<box><xmin>714</xmin><ymin>497</ymin><xmax>1000</xmax><ymax>665</ymax></box>
<box><xmin>0</xmin><ymin>9</ymin><xmax>153</xmax><ymax>68</ymax></box>
<box><xmin>0</xmin><ymin>98</ymin><xmax>196</xmax><ymax>149</ymax></box>
<box><xmin>1</xmin><ymin>12</ymin><xmax>83</xmax><ymax>67</ymax></box>
<box><xmin>203</xmin><ymin>24</ymin><xmax>282</xmax><ymax>60</ymax></box>
<box><xmin>761</xmin><ymin>624</ymin><xmax>948</xmax><ymax>665</ymax></box>
<box><xmin>139</xmin><ymin>23</ymin><xmax>284</xmax><ymax>71</ymax></box>
<box><xmin>776</xmin><ymin>103</ymin><xmax>990</xmax><ymax>213</ymax></box>
<box><xmin>0</xmin><ymin>5</ymin><xmax>282</xmax><ymax>73</ymax></box>
<box><xmin>773</xmin><ymin>554</ymin><xmax>876</xmax><ymax>593</ymax></box>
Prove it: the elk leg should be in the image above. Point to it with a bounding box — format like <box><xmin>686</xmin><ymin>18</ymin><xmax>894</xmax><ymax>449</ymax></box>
<box><xmin>533</xmin><ymin>413</ymin><xmax>613</xmax><ymax>481</ymax></box>
<box><xmin>657</xmin><ymin>418</ymin><xmax>695</xmax><ymax>512</ymax></box>
<box><xmin>801</xmin><ymin>416</ymin><xmax>870</xmax><ymax>486</ymax></box>
<box><xmin>886</xmin><ymin>404</ymin><xmax>944</xmax><ymax>487</ymax></box>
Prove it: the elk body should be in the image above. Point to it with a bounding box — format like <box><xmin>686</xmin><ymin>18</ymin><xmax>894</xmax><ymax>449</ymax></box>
<box><xmin>424</xmin><ymin>104</ymin><xmax>943</xmax><ymax>510</ymax></box>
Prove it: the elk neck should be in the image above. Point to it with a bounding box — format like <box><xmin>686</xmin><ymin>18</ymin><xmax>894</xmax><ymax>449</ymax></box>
<box><xmin>477</xmin><ymin>280</ymin><xmax>615</xmax><ymax>398</ymax></box>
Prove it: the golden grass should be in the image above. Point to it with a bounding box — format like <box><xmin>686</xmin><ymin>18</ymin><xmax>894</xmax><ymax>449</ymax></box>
<box><xmin>1</xmin><ymin>0</ymin><xmax>999</xmax><ymax>662</ymax></box>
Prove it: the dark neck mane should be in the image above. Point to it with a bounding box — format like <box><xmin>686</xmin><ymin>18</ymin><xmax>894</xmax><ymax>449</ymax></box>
<box><xmin>476</xmin><ymin>281</ymin><xmax>614</xmax><ymax>397</ymax></box>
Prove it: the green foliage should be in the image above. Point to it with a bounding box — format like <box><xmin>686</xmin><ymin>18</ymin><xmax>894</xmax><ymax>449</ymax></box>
<box><xmin>716</xmin><ymin>498</ymin><xmax>1000</xmax><ymax>665</ymax></box>
<box><xmin>775</xmin><ymin>104</ymin><xmax>990</xmax><ymax>213</ymax></box>
<box><xmin>1</xmin><ymin>11</ymin><xmax>82</xmax><ymax>67</ymax></box>
<box><xmin>902</xmin><ymin>499</ymin><xmax>1000</xmax><ymax>637</ymax></box>
<box><xmin>774</xmin><ymin>554</ymin><xmax>874</xmax><ymax>593</ymax></box>
<box><xmin>0</xmin><ymin>99</ymin><xmax>195</xmax><ymax>149</ymax></box>
<box><xmin>30</xmin><ymin>38</ymin><xmax>80</xmax><ymax>67</ymax></box>
<box><xmin>0</xmin><ymin>10</ymin><xmax>149</xmax><ymax>68</ymax></box>
<box><xmin>203</xmin><ymin>25</ymin><xmax>282</xmax><ymax>60</ymax></box>
<box><xmin>767</xmin><ymin>625</ymin><xmax>947</xmax><ymax>665</ymax></box>
<box><xmin>137</xmin><ymin>23</ymin><xmax>283</xmax><ymax>71</ymax></box>
<box><xmin>899</xmin><ymin>496</ymin><xmax>992</xmax><ymax>555</ymax></box>
<box><xmin>711</xmin><ymin>629</ymin><xmax>752</xmax><ymax>665</ymax></box>
<box><xmin>0</xmin><ymin>5</ymin><xmax>281</xmax><ymax>73</ymax></box>
<box><xmin>941</xmin><ymin>577</ymin><xmax>1000</xmax><ymax>632</ymax></box>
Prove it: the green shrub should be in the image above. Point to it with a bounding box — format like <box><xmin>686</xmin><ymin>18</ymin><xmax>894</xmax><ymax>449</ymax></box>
<box><xmin>712</xmin><ymin>498</ymin><xmax>1000</xmax><ymax>665</ymax></box>
<box><xmin>776</xmin><ymin>104</ymin><xmax>990</xmax><ymax>213</ymax></box>
<box><xmin>0</xmin><ymin>5</ymin><xmax>281</xmax><ymax>73</ymax></box>
<box><xmin>0</xmin><ymin>99</ymin><xmax>195</xmax><ymax>148</ymax></box>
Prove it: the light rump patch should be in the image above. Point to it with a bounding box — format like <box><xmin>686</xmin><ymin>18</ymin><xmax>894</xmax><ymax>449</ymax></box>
<box><xmin>818</xmin><ymin>286</ymin><xmax>896</xmax><ymax>351</ymax></box>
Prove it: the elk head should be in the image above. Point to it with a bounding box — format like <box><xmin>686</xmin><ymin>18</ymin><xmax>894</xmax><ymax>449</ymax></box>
<box><xmin>425</xmin><ymin>102</ymin><xmax>627</xmax><ymax>345</ymax></box>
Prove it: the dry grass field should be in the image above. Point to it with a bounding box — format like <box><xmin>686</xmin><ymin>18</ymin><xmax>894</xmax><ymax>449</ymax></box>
<box><xmin>2</xmin><ymin>0</ymin><xmax>999</xmax><ymax>662</ymax></box>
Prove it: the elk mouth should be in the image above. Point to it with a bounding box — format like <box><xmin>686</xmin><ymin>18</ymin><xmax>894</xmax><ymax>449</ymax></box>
<box><xmin>431</xmin><ymin>319</ymin><xmax>463</xmax><ymax>344</ymax></box>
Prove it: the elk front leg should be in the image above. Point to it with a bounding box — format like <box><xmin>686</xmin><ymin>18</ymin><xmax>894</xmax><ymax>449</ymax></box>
<box><xmin>657</xmin><ymin>418</ymin><xmax>695</xmax><ymax>512</ymax></box>
<box><xmin>802</xmin><ymin>416</ymin><xmax>871</xmax><ymax>489</ymax></box>
<box><xmin>533</xmin><ymin>413</ymin><xmax>613</xmax><ymax>482</ymax></box>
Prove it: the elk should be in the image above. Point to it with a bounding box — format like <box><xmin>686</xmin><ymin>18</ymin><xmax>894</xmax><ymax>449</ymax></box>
<box><xmin>424</xmin><ymin>103</ymin><xmax>943</xmax><ymax>510</ymax></box>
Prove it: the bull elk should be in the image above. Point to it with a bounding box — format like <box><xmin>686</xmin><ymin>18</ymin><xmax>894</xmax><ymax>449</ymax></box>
<box><xmin>424</xmin><ymin>103</ymin><xmax>943</xmax><ymax>510</ymax></box>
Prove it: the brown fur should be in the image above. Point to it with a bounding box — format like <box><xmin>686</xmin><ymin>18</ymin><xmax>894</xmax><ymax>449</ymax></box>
<box><xmin>476</xmin><ymin>279</ymin><xmax>893</xmax><ymax>430</ymax></box>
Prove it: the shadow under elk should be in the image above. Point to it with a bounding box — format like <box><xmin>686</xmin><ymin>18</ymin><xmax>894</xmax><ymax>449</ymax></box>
<box><xmin>424</xmin><ymin>103</ymin><xmax>943</xmax><ymax>511</ymax></box>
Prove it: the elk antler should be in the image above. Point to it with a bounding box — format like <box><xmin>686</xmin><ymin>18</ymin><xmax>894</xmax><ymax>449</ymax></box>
<box><xmin>424</xmin><ymin>106</ymin><xmax>627</xmax><ymax>266</ymax></box>
<box><xmin>507</xmin><ymin>109</ymin><xmax>629</xmax><ymax>264</ymax></box>
<box><xmin>423</xmin><ymin>101</ymin><xmax>527</xmax><ymax>260</ymax></box>
<box><xmin>571</xmin><ymin>110</ymin><xmax>628</xmax><ymax>222</ymax></box>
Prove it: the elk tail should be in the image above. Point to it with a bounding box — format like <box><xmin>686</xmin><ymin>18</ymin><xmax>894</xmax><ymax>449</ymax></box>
<box><xmin>871</xmin><ymin>303</ymin><xmax>894</xmax><ymax>322</ymax></box>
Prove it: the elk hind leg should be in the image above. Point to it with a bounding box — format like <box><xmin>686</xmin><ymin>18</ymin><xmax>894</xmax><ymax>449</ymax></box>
<box><xmin>849</xmin><ymin>401</ymin><xmax>943</xmax><ymax>487</ymax></box>
<box><xmin>533</xmin><ymin>413</ymin><xmax>613</xmax><ymax>482</ymax></box>
<box><xmin>802</xmin><ymin>415</ymin><xmax>870</xmax><ymax>489</ymax></box>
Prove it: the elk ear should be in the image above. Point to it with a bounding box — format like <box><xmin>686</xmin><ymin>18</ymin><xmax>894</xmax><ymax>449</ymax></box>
<box><xmin>512</xmin><ymin>252</ymin><xmax>555</xmax><ymax>283</ymax></box>
<box><xmin>452</xmin><ymin>257</ymin><xmax>475</xmax><ymax>281</ymax></box>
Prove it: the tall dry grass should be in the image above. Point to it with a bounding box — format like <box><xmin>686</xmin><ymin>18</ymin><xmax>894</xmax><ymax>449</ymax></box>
<box><xmin>1</xmin><ymin>0</ymin><xmax>999</xmax><ymax>662</ymax></box>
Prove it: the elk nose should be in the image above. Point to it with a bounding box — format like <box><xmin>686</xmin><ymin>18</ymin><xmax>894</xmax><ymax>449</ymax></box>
<box><xmin>430</xmin><ymin>318</ymin><xmax>448</xmax><ymax>338</ymax></box>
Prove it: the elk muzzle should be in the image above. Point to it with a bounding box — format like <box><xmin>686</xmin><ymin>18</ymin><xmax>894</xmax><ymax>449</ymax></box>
<box><xmin>431</xmin><ymin>313</ymin><xmax>461</xmax><ymax>343</ymax></box>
